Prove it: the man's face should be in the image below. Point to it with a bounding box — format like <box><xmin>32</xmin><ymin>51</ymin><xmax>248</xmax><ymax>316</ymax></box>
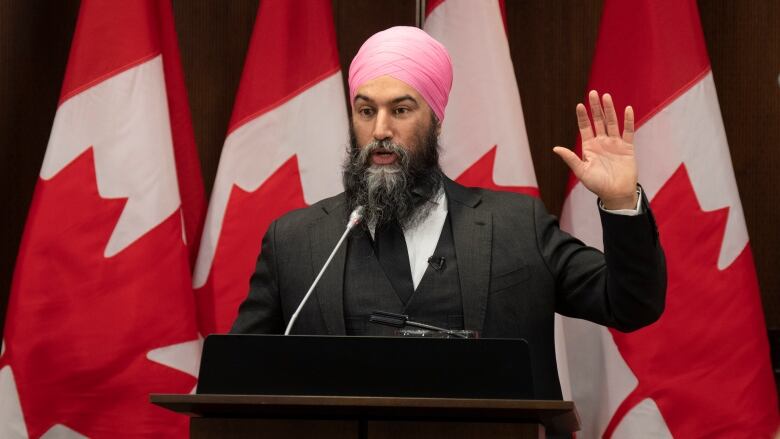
<box><xmin>351</xmin><ymin>75</ymin><xmax>440</xmax><ymax>164</ymax></box>
<box><xmin>344</xmin><ymin>75</ymin><xmax>443</xmax><ymax>228</ymax></box>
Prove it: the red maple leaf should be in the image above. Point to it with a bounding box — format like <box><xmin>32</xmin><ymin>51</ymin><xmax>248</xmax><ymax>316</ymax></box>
<box><xmin>0</xmin><ymin>149</ymin><xmax>198</xmax><ymax>438</ymax></box>
<box><xmin>195</xmin><ymin>156</ymin><xmax>307</xmax><ymax>334</ymax></box>
<box><xmin>603</xmin><ymin>165</ymin><xmax>778</xmax><ymax>437</ymax></box>
<box><xmin>455</xmin><ymin>145</ymin><xmax>539</xmax><ymax>197</ymax></box>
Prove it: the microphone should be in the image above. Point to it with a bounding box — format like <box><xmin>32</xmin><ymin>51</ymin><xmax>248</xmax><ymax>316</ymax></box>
<box><xmin>369</xmin><ymin>311</ymin><xmax>470</xmax><ymax>339</ymax></box>
<box><xmin>284</xmin><ymin>206</ymin><xmax>365</xmax><ymax>335</ymax></box>
<box><xmin>347</xmin><ymin>205</ymin><xmax>365</xmax><ymax>229</ymax></box>
<box><xmin>427</xmin><ymin>255</ymin><xmax>445</xmax><ymax>271</ymax></box>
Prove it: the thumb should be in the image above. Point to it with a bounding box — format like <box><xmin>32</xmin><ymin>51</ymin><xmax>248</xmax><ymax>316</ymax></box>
<box><xmin>553</xmin><ymin>146</ymin><xmax>585</xmax><ymax>178</ymax></box>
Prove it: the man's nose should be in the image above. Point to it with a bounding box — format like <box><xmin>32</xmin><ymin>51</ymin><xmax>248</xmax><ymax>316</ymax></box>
<box><xmin>372</xmin><ymin>110</ymin><xmax>393</xmax><ymax>141</ymax></box>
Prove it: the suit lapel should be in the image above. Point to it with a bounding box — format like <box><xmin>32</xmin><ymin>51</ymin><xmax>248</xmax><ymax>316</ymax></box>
<box><xmin>445</xmin><ymin>178</ymin><xmax>492</xmax><ymax>334</ymax></box>
<box><xmin>309</xmin><ymin>197</ymin><xmax>348</xmax><ymax>335</ymax></box>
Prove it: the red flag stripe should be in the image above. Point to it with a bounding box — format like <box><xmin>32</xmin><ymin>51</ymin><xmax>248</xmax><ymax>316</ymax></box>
<box><xmin>59</xmin><ymin>1</ymin><xmax>161</xmax><ymax>104</ymax></box>
<box><xmin>425</xmin><ymin>0</ymin><xmax>445</xmax><ymax>16</ymax></box>
<box><xmin>227</xmin><ymin>0</ymin><xmax>341</xmax><ymax>134</ymax></box>
<box><xmin>587</xmin><ymin>0</ymin><xmax>710</xmax><ymax>126</ymax></box>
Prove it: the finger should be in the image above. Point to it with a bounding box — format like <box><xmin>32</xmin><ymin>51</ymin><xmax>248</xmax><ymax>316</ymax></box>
<box><xmin>623</xmin><ymin>106</ymin><xmax>635</xmax><ymax>144</ymax></box>
<box><xmin>576</xmin><ymin>103</ymin><xmax>594</xmax><ymax>142</ymax></box>
<box><xmin>602</xmin><ymin>93</ymin><xmax>620</xmax><ymax>138</ymax></box>
<box><xmin>553</xmin><ymin>146</ymin><xmax>586</xmax><ymax>178</ymax></box>
<box><xmin>588</xmin><ymin>90</ymin><xmax>606</xmax><ymax>136</ymax></box>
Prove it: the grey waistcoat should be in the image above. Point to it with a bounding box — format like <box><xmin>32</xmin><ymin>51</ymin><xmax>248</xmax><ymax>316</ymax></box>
<box><xmin>343</xmin><ymin>215</ymin><xmax>463</xmax><ymax>335</ymax></box>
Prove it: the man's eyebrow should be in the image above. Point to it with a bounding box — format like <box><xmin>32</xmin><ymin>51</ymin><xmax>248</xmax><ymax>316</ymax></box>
<box><xmin>354</xmin><ymin>94</ymin><xmax>372</xmax><ymax>103</ymax></box>
<box><xmin>353</xmin><ymin>94</ymin><xmax>419</xmax><ymax>105</ymax></box>
<box><xmin>391</xmin><ymin>95</ymin><xmax>418</xmax><ymax>105</ymax></box>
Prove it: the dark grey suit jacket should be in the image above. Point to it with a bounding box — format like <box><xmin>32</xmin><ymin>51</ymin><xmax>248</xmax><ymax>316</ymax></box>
<box><xmin>232</xmin><ymin>178</ymin><xmax>667</xmax><ymax>399</ymax></box>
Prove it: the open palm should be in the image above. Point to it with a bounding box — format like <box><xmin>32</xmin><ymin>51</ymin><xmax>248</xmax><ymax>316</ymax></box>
<box><xmin>554</xmin><ymin>91</ymin><xmax>638</xmax><ymax>210</ymax></box>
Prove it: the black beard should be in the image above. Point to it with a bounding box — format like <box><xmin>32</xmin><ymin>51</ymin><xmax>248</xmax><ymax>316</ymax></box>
<box><xmin>342</xmin><ymin>120</ymin><xmax>442</xmax><ymax>229</ymax></box>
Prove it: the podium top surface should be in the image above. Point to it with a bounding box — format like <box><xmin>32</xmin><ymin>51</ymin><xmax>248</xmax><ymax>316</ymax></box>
<box><xmin>150</xmin><ymin>393</ymin><xmax>579</xmax><ymax>434</ymax></box>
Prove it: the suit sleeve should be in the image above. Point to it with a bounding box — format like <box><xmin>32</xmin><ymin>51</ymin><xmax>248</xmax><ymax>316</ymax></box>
<box><xmin>230</xmin><ymin>220</ymin><xmax>285</xmax><ymax>334</ymax></box>
<box><xmin>535</xmin><ymin>192</ymin><xmax>667</xmax><ymax>332</ymax></box>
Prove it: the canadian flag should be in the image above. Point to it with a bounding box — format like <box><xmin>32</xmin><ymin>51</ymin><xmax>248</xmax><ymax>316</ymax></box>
<box><xmin>193</xmin><ymin>0</ymin><xmax>349</xmax><ymax>335</ymax></box>
<box><xmin>0</xmin><ymin>1</ymin><xmax>204</xmax><ymax>438</ymax></box>
<box><xmin>424</xmin><ymin>0</ymin><xmax>538</xmax><ymax>195</ymax></box>
<box><xmin>426</xmin><ymin>0</ymin><xmax>588</xmax><ymax>404</ymax></box>
<box><xmin>559</xmin><ymin>0</ymin><xmax>779</xmax><ymax>437</ymax></box>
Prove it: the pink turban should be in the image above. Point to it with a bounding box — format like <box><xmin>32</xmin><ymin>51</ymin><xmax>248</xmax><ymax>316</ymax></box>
<box><xmin>348</xmin><ymin>26</ymin><xmax>453</xmax><ymax>122</ymax></box>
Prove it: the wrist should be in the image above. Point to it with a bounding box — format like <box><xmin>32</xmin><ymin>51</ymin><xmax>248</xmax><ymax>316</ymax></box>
<box><xmin>601</xmin><ymin>192</ymin><xmax>639</xmax><ymax>210</ymax></box>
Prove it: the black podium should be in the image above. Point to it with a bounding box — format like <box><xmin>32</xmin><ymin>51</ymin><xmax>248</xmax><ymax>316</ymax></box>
<box><xmin>151</xmin><ymin>334</ymin><xmax>579</xmax><ymax>438</ymax></box>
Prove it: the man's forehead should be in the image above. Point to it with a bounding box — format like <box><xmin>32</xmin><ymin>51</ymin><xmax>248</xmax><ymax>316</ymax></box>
<box><xmin>354</xmin><ymin>75</ymin><xmax>427</xmax><ymax>106</ymax></box>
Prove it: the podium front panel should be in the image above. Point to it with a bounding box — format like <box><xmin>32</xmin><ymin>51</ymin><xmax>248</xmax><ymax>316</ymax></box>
<box><xmin>197</xmin><ymin>335</ymin><xmax>534</xmax><ymax>399</ymax></box>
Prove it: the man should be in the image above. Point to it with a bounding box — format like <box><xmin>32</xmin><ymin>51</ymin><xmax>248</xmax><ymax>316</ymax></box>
<box><xmin>231</xmin><ymin>26</ymin><xmax>666</xmax><ymax>401</ymax></box>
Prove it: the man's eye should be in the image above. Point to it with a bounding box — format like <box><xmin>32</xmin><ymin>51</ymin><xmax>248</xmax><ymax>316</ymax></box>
<box><xmin>359</xmin><ymin>108</ymin><xmax>374</xmax><ymax>117</ymax></box>
<box><xmin>394</xmin><ymin>107</ymin><xmax>409</xmax><ymax>115</ymax></box>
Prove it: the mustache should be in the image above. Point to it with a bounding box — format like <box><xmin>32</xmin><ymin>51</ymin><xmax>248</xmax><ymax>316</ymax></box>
<box><xmin>356</xmin><ymin>139</ymin><xmax>410</xmax><ymax>168</ymax></box>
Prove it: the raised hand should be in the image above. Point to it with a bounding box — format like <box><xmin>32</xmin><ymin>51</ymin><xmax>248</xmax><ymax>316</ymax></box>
<box><xmin>553</xmin><ymin>90</ymin><xmax>638</xmax><ymax>210</ymax></box>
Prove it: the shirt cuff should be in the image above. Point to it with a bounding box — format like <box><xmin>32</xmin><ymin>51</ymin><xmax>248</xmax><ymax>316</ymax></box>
<box><xmin>599</xmin><ymin>187</ymin><xmax>643</xmax><ymax>216</ymax></box>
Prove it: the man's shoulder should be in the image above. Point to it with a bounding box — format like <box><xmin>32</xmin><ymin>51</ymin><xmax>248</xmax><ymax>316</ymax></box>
<box><xmin>444</xmin><ymin>178</ymin><xmax>539</xmax><ymax>213</ymax></box>
<box><xmin>478</xmin><ymin>187</ymin><xmax>537</xmax><ymax>207</ymax></box>
<box><xmin>274</xmin><ymin>192</ymin><xmax>347</xmax><ymax>227</ymax></box>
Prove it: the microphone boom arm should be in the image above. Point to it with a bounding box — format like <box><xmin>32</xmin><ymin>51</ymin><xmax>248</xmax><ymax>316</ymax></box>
<box><xmin>284</xmin><ymin>206</ymin><xmax>364</xmax><ymax>335</ymax></box>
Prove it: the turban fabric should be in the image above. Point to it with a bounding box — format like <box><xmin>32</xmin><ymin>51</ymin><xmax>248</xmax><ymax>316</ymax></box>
<box><xmin>348</xmin><ymin>26</ymin><xmax>453</xmax><ymax>122</ymax></box>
